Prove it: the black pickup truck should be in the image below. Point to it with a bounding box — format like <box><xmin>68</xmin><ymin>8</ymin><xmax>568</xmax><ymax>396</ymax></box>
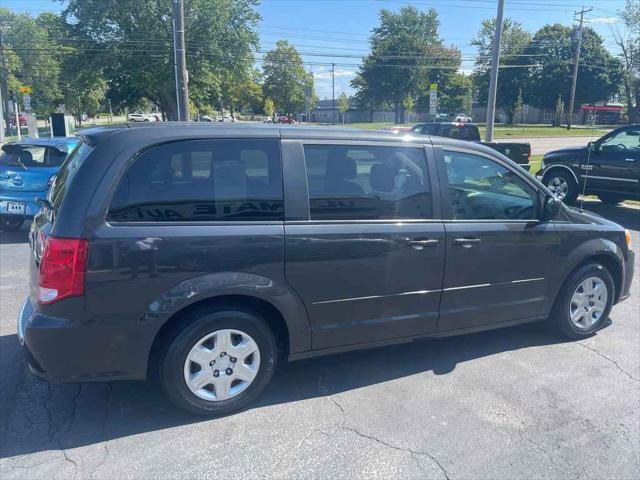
<box><xmin>410</xmin><ymin>122</ymin><xmax>532</xmax><ymax>171</ymax></box>
<box><xmin>536</xmin><ymin>124</ymin><xmax>640</xmax><ymax>205</ymax></box>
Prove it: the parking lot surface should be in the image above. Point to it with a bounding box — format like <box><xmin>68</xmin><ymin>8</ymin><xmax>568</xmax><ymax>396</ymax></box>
<box><xmin>1</xmin><ymin>201</ymin><xmax>638</xmax><ymax>480</ymax></box>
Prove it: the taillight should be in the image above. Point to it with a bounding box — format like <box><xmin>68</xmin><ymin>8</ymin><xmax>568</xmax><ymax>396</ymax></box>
<box><xmin>37</xmin><ymin>237</ymin><xmax>89</xmax><ymax>304</ymax></box>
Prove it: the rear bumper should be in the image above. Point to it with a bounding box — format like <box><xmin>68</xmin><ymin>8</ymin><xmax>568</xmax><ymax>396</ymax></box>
<box><xmin>0</xmin><ymin>191</ymin><xmax>46</xmax><ymax>217</ymax></box>
<box><xmin>18</xmin><ymin>297</ymin><xmax>155</xmax><ymax>383</ymax></box>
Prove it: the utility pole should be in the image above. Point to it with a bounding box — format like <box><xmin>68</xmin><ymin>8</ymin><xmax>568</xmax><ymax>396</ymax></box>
<box><xmin>567</xmin><ymin>6</ymin><xmax>592</xmax><ymax>130</ymax></box>
<box><xmin>108</xmin><ymin>98</ymin><xmax>113</xmax><ymax>123</ymax></box>
<box><xmin>0</xmin><ymin>84</ymin><xmax>4</xmax><ymax>143</ymax></box>
<box><xmin>331</xmin><ymin>63</ymin><xmax>335</xmax><ymax>125</ymax></box>
<box><xmin>14</xmin><ymin>97</ymin><xmax>21</xmax><ymax>141</ymax></box>
<box><xmin>172</xmin><ymin>0</ymin><xmax>189</xmax><ymax>121</ymax></box>
<box><xmin>0</xmin><ymin>27</ymin><xmax>10</xmax><ymax>138</ymax></box>
<box><xmin>485</xmin><ymin>0</ymin><xmax>505</xmax><ymax>142</ymax></box>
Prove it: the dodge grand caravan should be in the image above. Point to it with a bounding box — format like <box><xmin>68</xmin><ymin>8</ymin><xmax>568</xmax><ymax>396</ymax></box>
<box><xmin>18</xmin><ymin>124</ymin><xmax>634</xmax><ymax>416</ymax></box>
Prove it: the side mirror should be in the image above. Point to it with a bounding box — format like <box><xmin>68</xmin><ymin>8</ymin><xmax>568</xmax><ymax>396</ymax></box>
<box><xmin>588</xmin><ymin>141</ymin><xmax>599</xmax><ymax>152</ymax></box>
<box><xmin>541</xmin><ymin>195</ymin><xmax>560</xmax><ymax>221</ymax></box>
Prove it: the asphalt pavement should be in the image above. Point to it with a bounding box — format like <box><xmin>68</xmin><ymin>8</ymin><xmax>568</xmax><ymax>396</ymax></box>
<box><xmin>0</xmin><ymin>201</ymin><xmax>638</xmax><ymax>479</ymax></box>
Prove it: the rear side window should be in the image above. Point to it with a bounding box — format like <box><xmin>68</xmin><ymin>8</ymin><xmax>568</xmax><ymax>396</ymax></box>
<box><xmin>108</xmin><ymin>139</ymin><xmax>282</xmax><ymax>222</ymax></box>
<box><xmin>441</xmin><ymin>125</ymin><xmax>481</xmax><ymax>141</ymax></box>
<box><xmin>50</xmin><ymin>142</ymin><xmax>92</xmax><ymax>210</ymax></box>
<box><xmin>0</xmin><ymin>145</ymin><xmax>67</xmax><ymax>168</ymax></box>
<box><xmin>303</xmin><ymin>144</ymin><xmax>433</xmax><ymax>220</ymax></box>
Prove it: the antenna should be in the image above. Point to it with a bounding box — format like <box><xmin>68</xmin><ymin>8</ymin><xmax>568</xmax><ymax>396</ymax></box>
<box><xmin>579</xmin><ymin>140</ymin><xmax>594</xmax><ymax>212</ymax></box>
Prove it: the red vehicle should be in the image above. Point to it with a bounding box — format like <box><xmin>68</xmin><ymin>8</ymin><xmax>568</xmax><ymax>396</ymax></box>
<box><xmin>277</xmin><ymin>115</ymin><xmax>297</xmax><ymax>124</ymax></box>
<box><xmin>10</xmin><ymin>113</ymin><xmax>28</xmax><ymax>127</ymax></box>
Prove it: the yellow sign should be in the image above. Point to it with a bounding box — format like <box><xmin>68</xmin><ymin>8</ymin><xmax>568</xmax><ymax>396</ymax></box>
<box><xmin>429</xmin><ymin>83</ymin><xmax>437</xmax><ymax>91</ymax></box>
<box><xmin>18</xmin><ymin>86</ymin><xmax>32</xmax><ymax>94</ymax></box>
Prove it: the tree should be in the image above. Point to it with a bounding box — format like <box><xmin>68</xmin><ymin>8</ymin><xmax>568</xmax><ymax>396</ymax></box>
<box><xmin>613</xmin><ymin>0</ymin><xmax>640</xmax><ymax>122</ymax></box>
<box><xmin>352</xmin><ymin>6</ymin><xmax>460</xmax><ymax>124</ymax></box>
<box><xmin>63</xmin><ymin>0</ymin><xmax>261</xmax><ymax>120</ymax></box>
<box><xmin>263</xmin><ymin>98</ymin><xmax>275</xmax><ymax>117</ymax></box>
<box><xmin>514</xmin><ymin>88</ymin><xmax>524</xmax><ymax>124</ymax></box>
<box><xmin>262</xmin><ymin>40</ymin><xmax>312</xmax><ymax>114</ymax></box>
<box><xmin>436</xmin><ymin>72</ymin><xmax>473</xmax><ymax>115</ymax></box>
<box><xmin>525</xmin><ymin>24</ymin><xmax>623</xmax><ymax>112</ymax></box>
<box><xmin>0</xmin><ymin>9</ymin><xmax>62</xmax><ymax>115</ymax></box>
<box><xmin>338</xmin><ymin>92</ymin><xmax>350</xmax><ymax>125</ymax></box>
<box><xmin>472</xmin><ymin>18</ymin><xmax>531</xmax><ymax>124</ymax></box>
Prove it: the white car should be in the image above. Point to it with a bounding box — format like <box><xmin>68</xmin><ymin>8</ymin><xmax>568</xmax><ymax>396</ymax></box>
<box><xmin>217</xmin><ymin>115</ymin><xmax>237</xmax><ymax>123</ymax></box>
<box><xmin>454</xmin><ymin>113</ymin><xmax>472</xmax><ymax>123</ymax></box>
<box><xmin>127</xmin><ymin>113</ymin><xmax>150</xmax><ymax>122</ymax></box>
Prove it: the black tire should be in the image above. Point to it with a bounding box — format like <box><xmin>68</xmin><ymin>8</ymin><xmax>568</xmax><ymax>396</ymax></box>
<box><xmin>543</xmin><ymin>170</ymin><xmax>579</xmax><ymax>205</ymax></box>
<box><xmin>549</xmin><ymin>263</ymin><xmax>615</xmax><ymax>340</ymax></box>
<box><xmin>597</xmin><ymin>193</ymin><xmax>625</xmax><ymax>205</ymax></box>
<box><xmin>159</xmin><ymin>305</ymin><xmax>278</xmax><ymax>416</ymax></box>
<box><xmin>0</xmin><ymin>215</ymin><xmax>24</xmax><ymax>232</ymax></box>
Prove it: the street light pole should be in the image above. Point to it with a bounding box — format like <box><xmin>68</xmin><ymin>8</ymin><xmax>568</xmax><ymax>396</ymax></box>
<box><xmin>172</xmin><ymin>0</ymin><xmax>189</xmax><ymax>121</ymax></box>
<box><xmin>567</xmin><ymin>7</ymin><xmax>592</xmax><ymax>130</ymax></box>
<box><xmin>484</xmin><ymin>0</ymin><xmax>505</xmax><ymax>142</ymax></box>
<box><xmin>331</xmin><ymin>63</ymin><xmax>335</xmax><ymax>125</ymax></box>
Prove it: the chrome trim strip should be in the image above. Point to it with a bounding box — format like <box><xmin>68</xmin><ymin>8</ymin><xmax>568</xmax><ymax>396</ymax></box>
<box><xmin>312</xmin><ymin>289</ymin><xmax>438</xmax><ymax>305</ymax></box>
<box><xmin>583</xmin><ymin>175</ymin><xmax>638</xmax><ymax>183</ymax></box>
<box><xmin>442</xmin><ymin>283</ymin><xmax>491</xmax><ymax>292</ymax></box>
<box><xmin>313</xmin><ymin>278</ymin><xmax>546</xmax><ymax>304</ymax></box>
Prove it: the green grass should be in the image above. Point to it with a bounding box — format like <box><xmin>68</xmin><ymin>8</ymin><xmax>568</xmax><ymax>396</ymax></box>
<box><xmin>338</xmin><ymin>122</ymin><xmax>610</xmax><ymax>138</ymax></box>
<box><xmin>529</xmin><ymin>154</ymin><xmax>543</xmax><ymax>174</ymax></box>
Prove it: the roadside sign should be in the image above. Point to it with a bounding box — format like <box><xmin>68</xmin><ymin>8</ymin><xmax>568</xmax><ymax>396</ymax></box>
<box><xmin>18</xmin><ymin>86</ymin><xmax>32</xmax><ymax>94</ymax></box>
<box><xmin>23</xmin><ymin>93</ymin><xmax>31</xmax><ymax>111</ymax></box>
<box><xmin>429</xmin><ymin>84</ymin><xmax>438</xmax><ymax>115</ymax></box>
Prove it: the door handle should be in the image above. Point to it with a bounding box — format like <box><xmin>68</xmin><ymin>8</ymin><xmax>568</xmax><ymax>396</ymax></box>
<box><xmin>407</xmin><ymin>238</ymin><xmax>439</xmax><ymax>250</ymax></box>
<box><xmin>452</xmin><ymin>237</ymin><xmax>481</xmax><ymax>248</ymax></box>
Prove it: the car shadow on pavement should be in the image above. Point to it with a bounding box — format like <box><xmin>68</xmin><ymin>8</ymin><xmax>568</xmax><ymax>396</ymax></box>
<box><xmin>0</xmin><ymin>228</ymin><xmax>29</xmax><ymax>245</ymax></box>
<box><xmin>0</xmin><ymin>320</ymin><xmax>600</xmax><ymax>460</ymax></box>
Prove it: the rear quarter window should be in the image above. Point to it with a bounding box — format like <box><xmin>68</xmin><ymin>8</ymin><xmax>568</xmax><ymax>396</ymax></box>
<box><xmin>107</xmin><ymin>139</ymin><xmax>283</xmax><ymax>222</ymax></box>
<box><xmin>50</xmin><ymin>142</ymin><xmax>92</xmax><ymax>209</ymax></box>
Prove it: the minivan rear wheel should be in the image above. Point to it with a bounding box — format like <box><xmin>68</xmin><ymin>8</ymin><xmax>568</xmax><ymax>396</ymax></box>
<box><xmin>159</xmin><ymin>306</ymin><xmax>278</xmax><ymax>416</ymax></box>
<box><xmin>550</xmin><ymin>263</ymin><xmax>614</xmax><ymax>339</ymax></box>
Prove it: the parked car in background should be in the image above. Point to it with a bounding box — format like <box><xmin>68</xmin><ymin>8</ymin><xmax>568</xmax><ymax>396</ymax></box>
<box><xmin>454</xmin><ymin>113</ymin><xmax>472</xmax><ymax>123</ymax></box>
<box><xmin>277</xmin><ymin>115</ymin><xmax>297</xmax><ymax>124</ymax></box>
<box><xmin>262</xmin><ymin>117</ymin><xmax>274</xmax><ymax>123</ymax></box>
<box><xmin>127</xmin><ymin>113</ymin><xmax>151</xmax><ymax>122</ymax></box>
<box><xmin>17</xmin><ymin>123</ymin><xmax>634</xmax><ymax>417</ymax></box>
<box><xmin>149</xmin><ymin>113</ymin><xmax>162</xmax><ymax>122</ymax></box>
<box><xmin>410</xmin><ymin>122</ymin><xmax>532</xmax><ymax>171</ymax></box>
<box><xmin>536</xmin><ymin>124</ymin><xmax>640</xmax><ymax>204</ymax></box>
<box><xmin>217</xmin><ymin>115</ymin><xmax>237</xmax><ymax>123</ymax></box>
<box><xmin>9</xmin><ymin>113</ymin><xmax>28</xmax><ymax>127</ymax></box>
<box><xmin>0</xmin><ymin>137</ymin><xmax>79</xmax><ymax>231</ymax></box>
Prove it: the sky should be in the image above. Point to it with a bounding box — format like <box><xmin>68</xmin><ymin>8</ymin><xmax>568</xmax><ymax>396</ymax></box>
<box><xmin>6</xmin><ymin>0</ymin><xmax>629</xmax><ymax>99</ymax></box>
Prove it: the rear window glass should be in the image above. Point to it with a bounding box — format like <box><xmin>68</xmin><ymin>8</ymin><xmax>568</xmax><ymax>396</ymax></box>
<box><xmin>0</xmin><ymin>145</ymin><xmax>68</xmax><ymax>168</ymax></box>
<box><xmin>108</xmin><ymin>139</ymin><xmax>283</xmax><ymax>222</ymax></box>
<box><xmin>440</xmin><ymin>125</ymin><xmax>481</xmax><ymax>141</ymax></box>
<box><xmin>50</xmin><ymin>142</ymin><xmax>92</xmax><ymax>210</ymax></box>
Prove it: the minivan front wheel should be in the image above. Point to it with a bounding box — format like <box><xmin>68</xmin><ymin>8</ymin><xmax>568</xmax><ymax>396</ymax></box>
<box><xmin>159</xmin><ymin>307</ymin><xmax>277</xmax><ymax>416</ymax></box>
<box><xmin>550</xmin><ymin>263</ymin><xmax>614</xmax><ymax>339</ymax></box>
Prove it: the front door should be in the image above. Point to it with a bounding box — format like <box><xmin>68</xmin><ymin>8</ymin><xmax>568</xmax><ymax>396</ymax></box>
<box><xmin>435</xmin><ymin>148</ymin><xmax>559</xmax><ymax>332</ymax></box>
<box><xmin>285</xmin><ymin>141</ymin><xmax>445</xmax><ymax>349</ymax></box>
<box><xmin>586</xmin><ymin>126</ymin><xmax>640</xmax><ymax>197</ymax></box>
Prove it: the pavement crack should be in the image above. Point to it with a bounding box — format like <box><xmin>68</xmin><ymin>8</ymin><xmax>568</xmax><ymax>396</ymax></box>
<box><xmin>338</xmin><ymin>425</ymin><xmax>451</xmax><ymax>480</ymax></box>
<box><xmin>90</xmin><ymin>383</ymin><xmax>114</xmax><ymax>480</ymax></box>
<box><xmin>576</xmin><ymin>342</ymin><xmax>640</xmax><ymax>382</ymax></box>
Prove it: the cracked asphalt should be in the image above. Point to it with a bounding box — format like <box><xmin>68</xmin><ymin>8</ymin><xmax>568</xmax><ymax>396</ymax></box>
<box><xmin>1</xmin><ymin>200</ymin><xmax>638</xmax><ymax>479</ymax></box>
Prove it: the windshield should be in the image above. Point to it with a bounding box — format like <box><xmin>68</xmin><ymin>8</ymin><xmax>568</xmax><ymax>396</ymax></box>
<box><xmin>0</xmin><ymin>145</ymin><xmax>68</xmax><ymax>168</ymax></box>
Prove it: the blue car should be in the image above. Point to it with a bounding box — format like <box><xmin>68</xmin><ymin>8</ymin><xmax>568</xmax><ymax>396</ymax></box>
<box><xmin>0</xmin><ymin>137</ymin><xmax>79</xmax><ymax>231</ymax></box>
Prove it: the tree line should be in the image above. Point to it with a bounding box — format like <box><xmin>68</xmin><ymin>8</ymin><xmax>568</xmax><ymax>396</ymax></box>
<box><xmin>353</xmin><ymin>3</ymin><xmax>639</xmax><ymax>124</ymax></box>
<box><xmin>1</xmin><ymin>1</ymin><xmax>638</xmax><ymax>124</ymax></box>
<box><xmin>0</xmin><ymin>0</ymin><xmax>314</xmax><ymax>121</ymax></box>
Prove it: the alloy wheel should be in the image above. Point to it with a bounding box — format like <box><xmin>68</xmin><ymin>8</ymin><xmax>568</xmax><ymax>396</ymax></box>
<box><xmin>183</xmin><ymin>328</ymin><xmax>261</xmax><ymax>401</ymax></box>
<box><xmin>569</xmin><ymin>276</ymin><xmax>608</xmax><ymax>330</ymax></box>
<box><xmin>547</xmin><ymin>176</ymin><xmax>569</xmax><ymax>200</ymax></box>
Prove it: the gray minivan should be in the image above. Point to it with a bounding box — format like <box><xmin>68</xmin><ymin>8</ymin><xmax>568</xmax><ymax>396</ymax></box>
<box><xmin>18</xmin><ymin>124</ymin><xmax>634</xmax><ymax>416</ymax></box>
